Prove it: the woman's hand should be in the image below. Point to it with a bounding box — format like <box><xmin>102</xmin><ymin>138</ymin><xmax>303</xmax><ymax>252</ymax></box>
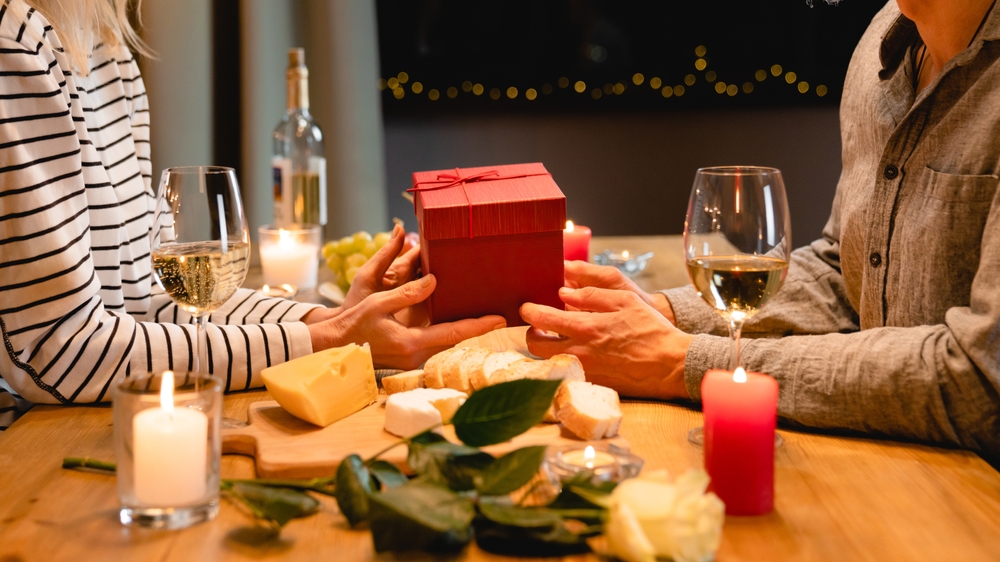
<box><xmin>520</xmin><ymin>286</ymin><xmax>692</xmax><ymax>400</ymax></box>
<box><xmin>342</xmin><ymin>224</ymin><xmax>420</xmax><ymax>309</ymax></box>
<box><xmin>309</xmin><ymin>274</ymin><xmax>506</xmax><ymax>370</ymax></box>
<box><xmin>564</xmin><ymin>260</ymin><xmax>675</xmax><ymax>323</ymax></box>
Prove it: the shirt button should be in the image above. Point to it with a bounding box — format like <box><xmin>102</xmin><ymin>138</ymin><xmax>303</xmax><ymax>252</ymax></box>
<box><xmin>883</xmin><ymin>165</ymin><xmax>899</xmax><ymax>180</ymax></box>
<box><xmin>869</xmin><ymin>252</ymin><xmax>882</xmax><ymax>267</ymax></box>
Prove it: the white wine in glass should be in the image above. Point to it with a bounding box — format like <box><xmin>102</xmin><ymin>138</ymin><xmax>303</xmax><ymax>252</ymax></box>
<box><xmin>684</xmin><ymin>166</ymin><xmax>791</xmax><ymax>446</ymax></box>
<box><xmin>151</xmin><ymin>167</ymin><xmax>250</xmax><ymax>426</ymax></box>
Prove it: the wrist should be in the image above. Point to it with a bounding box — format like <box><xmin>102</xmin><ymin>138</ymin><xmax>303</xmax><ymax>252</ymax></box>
<box><xmin>658</xmin><ymin>332</ymin><xmax>692</xmax><ymax>400</ymax></box>
<box><xmin>650</xmin><ymin>292</ymin><xmax>676</xmax><ymax>324</ymax></box>
<box><xmin>301</xmin><ymin>306</ymin><xmax>341</xmax><ymax>325</ymax></box>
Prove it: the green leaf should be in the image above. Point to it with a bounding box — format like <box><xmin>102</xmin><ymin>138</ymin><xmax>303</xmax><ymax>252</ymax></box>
<box><xmin>368</xmin><ymin>460</ymin><xmax>408</xmax><ymax>489</ymax></box>
<box><xmin>478</xmin><ymin>500</ymin><xmax>562</xmax><ymax>529</ymax></box>
<box><xmin>473</xmin><ymin>514</ymin><xmax>592</xmax><ymax>556</ymax></box>
<box><xmin>335</xmin><ymin>454</ymin><xmax>375</xmax><ymax>527</ymax></box>
<box><xmin>451</xmin><ymin>379</ymin><xmax>562</xmax><ymax>447</ymax></box>
<box><xmin>475</xmin><ymin>445</ymin><xmax>547</xmax><ymax>496</ymax></box>
<box><xmin>226</xmin><ymin>482</ymin><xmax>320</xmax><ymax>528</ymax></box>
<box><xmin>407</xmin><ymin>438</ymin><xmax>494</xmax><ymax>491</ymax></box>
<box><xmin>367</xmin><ymin>481</ymin><xmax>475</xmax><ymax>553</ymax></box>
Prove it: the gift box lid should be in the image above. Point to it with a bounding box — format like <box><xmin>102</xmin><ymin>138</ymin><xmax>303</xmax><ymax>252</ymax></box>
<box><xmin>411</xmin><ymin>163</ymin><xmax>566</xmax><ymax>241</ymax></box>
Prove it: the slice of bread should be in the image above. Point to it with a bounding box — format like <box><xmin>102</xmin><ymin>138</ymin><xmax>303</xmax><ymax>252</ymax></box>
<box><xmin>555</xmin><ymin>380</ymin><xmax>624</xmax><ymax>440</ymax></box>
<box><xmin>470</xmin><ymin>351</ymin><xmax>529</xmax><ymax>391</ymax></box>
<box><xmin>423</xmin><ymin>347</ymin><xmax>464</xmax><ymax>389</ymax></box>
<box><xmin>491</xmin><ymin>354</ymin><xmax>585</xmax><ymax>385</ymax></box>
<box><xmin>382</xmin><ymin>369</ymin><xmax>425</xmax><ymax>395</ymax></box>
<box><xmin>448</xmin><ymin>347</ymin><xmax>492</xmax><ymax>395</ymax></box>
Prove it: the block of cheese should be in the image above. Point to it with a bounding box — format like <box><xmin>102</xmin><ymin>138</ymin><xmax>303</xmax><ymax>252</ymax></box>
<box><xmin>384</xmin><ymin>388</ymin><xmax>468</xmax><ymax>438</ymax></box>
<box><xmin>260</xmin><ymin>343</ymin><xmax>377</xmax><ymax>428</ymax></box>
<box><xmin>383</xmin><ymin>369</ymin><xmax>425</xmax><ymax>395</ymax></box>
<box><xmin>555</xmin><ymin>380</ymin><xmax>624</xmax><ymax>440</ymax></box>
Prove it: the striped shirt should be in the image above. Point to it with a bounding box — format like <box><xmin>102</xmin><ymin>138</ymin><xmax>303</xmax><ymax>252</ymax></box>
<box><xmin>0</xmin><ymin>3</ymin><xmax>319</xmax><ymax>429</ymax></box>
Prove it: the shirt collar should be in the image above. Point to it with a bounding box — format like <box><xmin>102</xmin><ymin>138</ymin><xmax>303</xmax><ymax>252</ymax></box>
<box><xmin>878</xmin><ymin>1</ymin><xmax>1000</xmax><ymax>77</ymax></box>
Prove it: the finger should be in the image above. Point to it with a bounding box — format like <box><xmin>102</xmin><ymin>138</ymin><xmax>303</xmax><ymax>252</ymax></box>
<box><xmin>411</xmin><ymin>314</ymin><xmax>507</xmax><ymax>350</ymax></box>
<box><xmin>384</xmin><ymin>245</ymin><xmax>422</xmax><ymax>287</ymax></box>
<box><xmin>525</xmin><ymin>327</ymin><xmax>591</xmax><ymax>360</ymax></box>
<box><xmin>519</xmin><ymin>302</ymin><xmax>593</xmax><ymax>338</ymax></box>
<box><xmin>367</xmin><ymin>274</ymin><xmax>435</xmax><ymax>314</ymax></box>
<box><xmin>564</xmin><ymin>260</ymin><xmax>626</xmax><ymax>289</ymax></box>
<box><xmin>357</xmin><ymin>224</ymin><xmax>405</xmax><ymax>288</ymax></box>
<box><xmin>557</xmin><ymin>286</ymin><xmax>641</xmax><ymax>313</ymax></box>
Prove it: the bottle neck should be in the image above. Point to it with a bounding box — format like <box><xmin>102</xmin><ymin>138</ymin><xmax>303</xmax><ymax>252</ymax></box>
<box><xmin>286</xmin><ymin>67</ymin><xmax>309</xmax><ymax>111</ymax></box>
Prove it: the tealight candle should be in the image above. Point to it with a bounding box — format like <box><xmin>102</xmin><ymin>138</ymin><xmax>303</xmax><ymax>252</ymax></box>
<box><xmin>258</xmin><ymin>224</ymin><xmax>321</xmax><ymax>291</ymax></box>
<box><xmin>563</xmin><ymin>220</ymin><xmax>592</xmax><ymax>261</ymax></box>
<box><xmin>561</xmin><ymin>445</ymin><xmax>616</xmax><ymax>470</ymax></box>
<box><xmin>702</xmin><ymin>367</ymin><xmax>778</xmax><ymax>516</ymax></box>
<box><xmin>132</xmin><ymin>371</ymin><xmax>208</xmax><ymax>506</ymax></box>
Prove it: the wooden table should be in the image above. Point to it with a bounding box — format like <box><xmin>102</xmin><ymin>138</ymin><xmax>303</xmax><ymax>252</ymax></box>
<box><xmin>3</xmin><ymin>235</ymin><xmax>1000</xmax><ymax>561</ymax></box>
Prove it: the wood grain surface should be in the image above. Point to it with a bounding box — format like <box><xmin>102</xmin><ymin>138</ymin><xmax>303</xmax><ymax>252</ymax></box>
<box><xmin>222</xmin><ymin>398</ymin><xmax>628</xmax><ymax>478</ymax></box>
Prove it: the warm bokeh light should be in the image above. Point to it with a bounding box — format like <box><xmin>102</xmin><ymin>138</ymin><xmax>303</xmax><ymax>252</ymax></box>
<box><xmin>392</xmin><ymin>87</ymin><xmax>404</xmax><ymax>99</ymax></box>
<box><xmin>411</xmin><ymin>82</ymin><xmax>423</xmax><ymax>94</ymax></box>
<box><xmin>727</xmin><ymin>84</ymin><xmax>738</xmax><ymax>96</ymax></box>
<box><xmin>506</xmin><ymin>86</ymin><xmax>518</xmax><ymax>99</ymax></box>
<box><xmin>591</xmin><ymin>88</ymin><xmax>602</xmax><ymax>99</ymax></box>
<box><xmin>613</xmin><ymin>83</ymin><xmax>625</xmax><ymax>95</ymax></box>
<box><xmin>685</xmin><ymin>74</ymin><xmax>696</xmax><ymax>86</ymax></box>
<box><xmin>650</xmin><ymin>77</ymin><xmax>662</xmax><ymax>89</ymax></box>
<box><xmin>461</xmin><ymin>81</ymin><xmax>473</xmax><ymax>92</ymax></box>
<box><xmin>387</xmin><ymin>77</ymin><xmax>399</xmax><ymax>89</ymax></box>
<box><xmin>705</xmin><ymin>70</ymin><xmax>717</xmax><ymax>82</ymax></box>
<box><xmin>473</xmin><ymin>83</ymin><xmax>484</xmax><ymax>95</ymax></box>
<box><xmin>785</xmin><ymin>71</ymin><xmax>797</xmax><ymax>84</ymax></box>
<box><xmin>489</xmin><ymin>88</ymin><xmax>501</xmax><ymax>100</ymax></box>
<box><xmin>632</xmin><ymin>73</ymin><xmax>644</xmax><ymax>85</ymax></box>
<box><xmin>695</xmin><ymin>58</ymin><xmax>707</xmax><ymax>71</ymax></box>
<box><xmin>674</xmin><ymin>85</ymin><xmax>685</xmax><ymax>96</ymax></box>
<box><xmin>715</xmin><ymin>82</ymin><xmax>727</xmax><ymax>94</ymax></box>
<box><xmin>743</xmin><ymin>82</ymin><xmax>754</xmax><ymax>94</ymax></box>
<box><xmin>526</xmin><ymin>88</ymin><xmax>537</xmax><ymax>100</ymax></box>
<box><xmin>755</xmin><ymin>69</ymin><xmax>767</xmax><ymax>81</ymax></box>
<box><xmin>397</xmin><ymin>71</ymin><xmax>409</xmax><ymax>84</ymax></box>
<box><xmin>428</xmin><ymin>89</ymin><xmax>439</xmax><ymax>100</ymax></box>
<box><xmin>817</xmin><ymin>84</ymin><xmax>829</xmax><ymax>97</ymax></box>
<box><xmin>797</xmin><ymin>81</ymin><xmax>809</xmax><ymax>93</ymax></box>
<box><xmin>447</xmin><ymin>86</ymin><xmax>458</xmax><ymax>98</ymax></box>
<box><xmin>542</xmin><ymin>84</ymin><xmax>553</xmax><ymax>94</ymax></box>
<box><xmin>574</xmin><ymin>80</ymin><xmax>586</xmax><ymax>93</ymax></box>
<box><xmin>695</xmin><ymin>45</ymin><xmax>707</xmax><ymax>57</ymax></box>
<box><xmin>661</xmin><ymin>85</ymin><xmax>673</xmax><ymax>98</ymax></box>
<box><xmin>603</xmin><ymin>83</ymin><xmax>613</xmax><ymax>95</ymax></box>
<box><xmin>771</xmin><ymin>64</ymin><xmax>782</xmax><ymax>77</ymax></box>
<box><xmin>558</xmin><ymin>77</ymin><xmax>569</xmax><ymax>88</ymax></box>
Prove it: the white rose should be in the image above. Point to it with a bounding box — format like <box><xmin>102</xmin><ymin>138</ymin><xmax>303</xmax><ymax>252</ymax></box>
<box><xmin>605</xmin><ymin>470</ymin><xmax>725</xmax><ymax>562</ymax></box>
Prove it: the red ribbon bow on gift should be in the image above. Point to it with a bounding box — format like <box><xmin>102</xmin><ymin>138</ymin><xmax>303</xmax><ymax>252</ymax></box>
<box><xmin>408</xmin><ymin>167</ymin><xmax>552</xmax><ymax>238</ymax></box>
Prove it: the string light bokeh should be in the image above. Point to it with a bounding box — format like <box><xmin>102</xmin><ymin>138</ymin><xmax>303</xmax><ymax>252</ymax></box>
<box><xmin>378</xmin><ymin>45</ymin><xmax>827</xmax><ymax>104</ymax></box>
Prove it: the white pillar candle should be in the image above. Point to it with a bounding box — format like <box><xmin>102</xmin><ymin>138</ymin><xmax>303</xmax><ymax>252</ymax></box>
<box><xmin>133</xmin><ymin>371</ymin><xmax>208</xmax><ymax>506</ymax></box>
<box><xmin>259</xmin><ymin>228</ymin><xmax>320</xmax><ymax>290</ymax></box>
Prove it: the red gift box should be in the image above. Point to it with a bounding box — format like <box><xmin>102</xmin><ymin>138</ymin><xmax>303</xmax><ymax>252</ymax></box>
<box><xmin>410</xmin><ymin>163</ymin><xmax>566</xmax><ymax>326</ymax></box>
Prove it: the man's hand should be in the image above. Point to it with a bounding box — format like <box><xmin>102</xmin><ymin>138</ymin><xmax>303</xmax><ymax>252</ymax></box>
<box><xmin>310</xmin><ymin>274</ymin><xmax>506</xmax><ymax>369</ymax></box>
<box><xmin>520</xmin><ymin>286</ymin><xmax>691</xmax><ymax>400</ymax></box>
<box><xmin>564</xmin><ymin>260</ymin><xmax>675</xmax><ymax>323</ymax></box>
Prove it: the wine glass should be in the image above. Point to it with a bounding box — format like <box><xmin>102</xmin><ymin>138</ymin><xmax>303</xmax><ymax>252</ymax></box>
<box><xmin>684</xmin><ymin>166</ymin><xmax>791</xmax><ymax>446</ymax></box>
<box><xmin>150</xmin><ymin>167</ymin><xmax>250</xmax><ymax>425</ymax></box>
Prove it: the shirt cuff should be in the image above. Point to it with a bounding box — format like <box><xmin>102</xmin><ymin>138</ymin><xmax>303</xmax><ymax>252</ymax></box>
<box><xmin>283</xmin><ymin>321</ymin><xmax>315</xmax><ymax>359</ymax></box>
<box><xmin>660</xmin><ymin>286</ymin><xmax>727</xmax><ymax>335</ymax></box>
<box><xmin>683</xmin><ymin>333</ymin><xmax>731</xmax><ymax>401</ymax></box>
<box><xmin>281</xmin><ymin>301</ymin><xmax>325</xmax><ymax>323</ymax></box>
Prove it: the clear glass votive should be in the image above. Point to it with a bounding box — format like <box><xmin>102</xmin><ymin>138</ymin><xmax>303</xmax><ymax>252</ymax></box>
<box><xmin>257</xmin><ymin>223</ymin><xmax>321</xmax><ymax>291</ymax></box>
<box><xmin>113</xmin><ymin>371</ymin><xmax>223</xmax><ymax>529</ymax></box>
<box><xmin>544</xmin><ymin>442</ymin><xmax>644</xmax><ymax>486</ymax></box>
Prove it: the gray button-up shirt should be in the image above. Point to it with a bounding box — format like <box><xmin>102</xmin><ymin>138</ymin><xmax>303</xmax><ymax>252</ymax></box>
<box><xmin>666</xmin><ymin>1</ymin><xmax>1000</xmax><ymax>463</ymax></box>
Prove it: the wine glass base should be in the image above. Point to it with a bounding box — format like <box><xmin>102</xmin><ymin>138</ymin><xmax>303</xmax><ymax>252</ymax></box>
<box><xmin>687</xmin><ymin>426</ymin><xmax>784</xmax><ymax>449</ymax></box>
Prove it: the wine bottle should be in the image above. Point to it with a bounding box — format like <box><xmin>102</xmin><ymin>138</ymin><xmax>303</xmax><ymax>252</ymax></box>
<box><xmin>272</xmin><ymin>48</ymin><xmax>327</xmax><ymax>229</ymax></box>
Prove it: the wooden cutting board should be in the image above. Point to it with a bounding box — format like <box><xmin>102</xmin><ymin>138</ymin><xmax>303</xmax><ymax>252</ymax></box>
<box><xmin>222</xmin><ymin>398</ymin><xmax>629</xmax><ymax>478</ymax></box>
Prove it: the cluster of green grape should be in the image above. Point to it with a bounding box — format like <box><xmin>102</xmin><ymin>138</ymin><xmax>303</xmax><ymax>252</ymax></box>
<box><xmin>322</xmin><ymin>231</ymin><xmax>393</xmax><ymax>292</ymax></box>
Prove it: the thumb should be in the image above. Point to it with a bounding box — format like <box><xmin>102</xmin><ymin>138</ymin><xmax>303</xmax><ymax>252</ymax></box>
<box><xmin>367</xmin><ymin>274</ymin><xmax>436</xmax><ymax>314</ymax></box>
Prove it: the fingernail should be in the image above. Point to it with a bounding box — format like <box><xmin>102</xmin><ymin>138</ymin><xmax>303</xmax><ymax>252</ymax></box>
<box><xmin>559</xmin><ymin>287</ymin><xmax>575</xmax><ymax>295</ymax></box>
<box><xmin>391</xmin><ymin>225</ymin><xmax>402</xmax><ymax>239</ymax></box>
<box><xmin>493</xmin><ymin>322</ymin><xmax>507</xmax><ymax>330</ymax></box>
<box><xmin>420</xmin><ymin>275</ymin><xmax>434</xmax><ymax>287</ymax></box>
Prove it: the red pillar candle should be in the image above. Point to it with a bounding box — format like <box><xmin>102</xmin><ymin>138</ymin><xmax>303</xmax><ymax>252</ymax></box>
<box><xmin>563</xmin><ymin>220</ymin><xmax>592</xmax><ymax>261</ymax></box>
<box><xmin>702</xmin><ymin>367</ymin><xmax>778</xmax><ymax>516</ymax></box>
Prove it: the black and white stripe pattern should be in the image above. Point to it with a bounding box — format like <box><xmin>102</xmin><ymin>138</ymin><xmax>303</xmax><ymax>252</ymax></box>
<box><xmin>0</xmin><ymin>3</ymin><xmax>319</xmax><ymax>423</ymax></box>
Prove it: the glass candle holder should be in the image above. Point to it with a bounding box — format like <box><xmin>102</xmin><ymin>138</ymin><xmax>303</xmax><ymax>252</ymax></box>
<box><xmin>257</xmin><ymin>223</ymin><xmax>321</xmax><ymax>291</ymax></box>
<box><xmin>544</xmin><ymin>442</ymin><xmax>644</xmax><ymax>486</ymax></box>
<box><xmin>113</xmin><ymin>371</ymin><xmax>223</xmax><ymax>529</ymax></box>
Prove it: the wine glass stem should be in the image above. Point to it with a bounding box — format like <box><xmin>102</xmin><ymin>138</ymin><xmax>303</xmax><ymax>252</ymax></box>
<box><xmin>196</xmin><ymin>315</ymin><xmax>209</xmax><ymax>375</ymax></box>
<box><xmin>728</xmin><ymin>316</ymin><xmax>745</xmax><ymax>370</ymax></box>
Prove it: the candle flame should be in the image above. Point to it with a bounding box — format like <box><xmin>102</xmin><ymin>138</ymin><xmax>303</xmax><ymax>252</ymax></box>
<box><xmin>281</xmin><ymin>284</ymin><xmax>295</xmax><ymax>293</ymax></box>
<box><xmin>622</xmin><ymin>250</ymin><xmax>629</xmax><ymax>259</ymax></box>
<box><xmin>565</xmin><ymin>220</ymin><xmax>574</xmax><ymax>233</ymax></box>
<box><xmin>733</xmin><ymin>367</ymin><xmax>747</xmax><ymax>383</ymax></box>
<box><xmin>262</xmin><ymin>284</ymin><xmax>270</xmax><ymax>293</ymax></box>
<box><xmin>278</xmin><ymin>228</ymin><xmax>292</xmax><ymax>246</ymax></box>
<box><xmin>584</xmin><ymin>445</ymin><xmax>596</xmax><ymax>469</ymax></box>
<box><xmin>161</xmin><ymin>370</ymin><xmax>175</xmax><ymax>415</ymax></box>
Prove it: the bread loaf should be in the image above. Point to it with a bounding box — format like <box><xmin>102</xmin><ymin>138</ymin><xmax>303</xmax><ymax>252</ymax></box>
<box><xmin>555</xmin><ymin>380</ymin><xmax>624</xmax><ymax>440</ymax></box>
<box><xmin>423</xmin><ymin>347</ymin><xmax>464</xmax><ymax>390</ymax></box>
<box><xmin>470</xmin><ymin>350</ymin><xmax>528</xmax><ymax>391</ymax></box>
<box><xmin>490</xmin><ymin>354</ymin><xmax>585</xmax><ymax>385</ymax></box>
<box><xmin>382</xmin><ymin>369</ymin><xmax>425</xmax><ymax>395</ymax></box>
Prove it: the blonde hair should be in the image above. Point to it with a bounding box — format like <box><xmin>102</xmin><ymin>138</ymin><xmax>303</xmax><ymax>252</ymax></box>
<box><xmin>14</xmin><ymin>0</ymin><xmax>151</xmax><ymax>72</ymax></box>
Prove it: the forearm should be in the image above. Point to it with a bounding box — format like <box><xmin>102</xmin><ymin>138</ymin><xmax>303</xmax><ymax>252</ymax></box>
<box><xmin>682</xmin><ymin>322</ymin><xmax>1000</xmax><ymax>458</ymax></box>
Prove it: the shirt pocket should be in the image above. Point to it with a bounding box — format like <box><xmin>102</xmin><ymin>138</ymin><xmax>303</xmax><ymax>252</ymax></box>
<box><xmin>922</xmin><ymin>167</ymin><xmax>998</xmax><ymax>203</ymax></box>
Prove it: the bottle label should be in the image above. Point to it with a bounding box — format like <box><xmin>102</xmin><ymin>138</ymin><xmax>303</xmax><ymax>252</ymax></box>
<box><xmin>272</xmin><ymin>156</ymin><xmax>292</xmax><ymax>225</ymax></box>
